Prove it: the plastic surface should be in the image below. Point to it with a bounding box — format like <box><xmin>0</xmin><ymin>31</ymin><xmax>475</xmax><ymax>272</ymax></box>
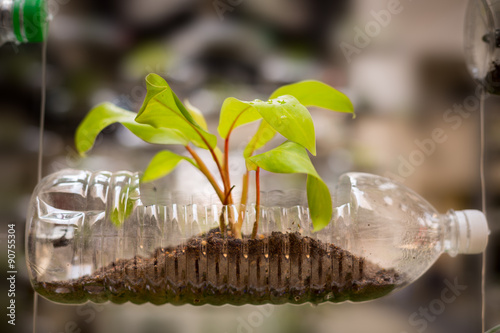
<box><xmin>0</xmin><ymin>0</ymin><xmax>16</xmax><ymax>45</ymax></box>
<box><xmin>464</xmin><ymin>0</ymin><xmax>500</xmax><ymax>93</ymax></box>
<box><xmin>25</xmin><ymin>169</ymin><xmax>489</xmax><ymax>305</ymax></box>
<box><xmin>18</xmin><ymin>0</ymin><xmax>48</xmax><ymax>42</ymax></box>
<box><xmin>464</xmin><ymin>0</ymin><xmax>495</xmax><ymax>83</ymax></box>
<box><xmin>0</xmin><ymin>0</ymin><xmax>47</xmax><ymax>45</ymax></box>
<box><xmin>454</xmin><ymin>210</ymin><xmax>489</xmax><ymax>254</ymax></box>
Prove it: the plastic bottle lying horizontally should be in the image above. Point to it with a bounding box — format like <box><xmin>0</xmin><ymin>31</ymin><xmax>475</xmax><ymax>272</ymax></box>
<box><xmin>26</xmin><ymin>169</ymin><xmax>489</xmax><ymax>305</ymax></box>
<box><xmin>0</xmin><ymin>0</ymin><xmax>48</xmax><ymax>46</ymax></box>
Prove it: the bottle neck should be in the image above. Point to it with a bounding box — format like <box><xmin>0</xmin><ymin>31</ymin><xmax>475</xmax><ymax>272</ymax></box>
<box><xmin>0</xmin><ymin>0</ymin><xmax>48</xmax><ymax>45</ymax></box>
<box><xmin>442</xmin><ymin>209</ymin><xmax>489</xmax><ymax>256</ymax></box>
<box><xmin>0</xmin><ymin>0</ymin><xmax>16</xmax><ymax>44</ymax></box>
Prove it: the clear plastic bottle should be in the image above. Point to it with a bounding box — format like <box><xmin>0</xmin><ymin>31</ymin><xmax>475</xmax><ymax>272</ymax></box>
<box><xmin>464</xmin><ymin>0</ymin><xmax>500</xmax><ymax>94</ymax></box>
<box><xmin>25</xmin><ymin>169</ymin><xmax>489</xmax><ymax>305</ymax></box>
<box><xmin>0</xmin><ymin>0</ymin><xmax>48</xmax><ymax>46</ymax></box>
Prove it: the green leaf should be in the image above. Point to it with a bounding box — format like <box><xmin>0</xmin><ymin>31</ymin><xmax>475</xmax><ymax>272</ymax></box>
<box><xmin>270</xmin><ymin>80</ymin><xmax>354</xmax><ymax>114</ymax></box>
<box><xmin>183</xmin><ymin>98</ymin><xmax>225</xmax><ymax>164</ymax></box>
<box><xmin>249</xmin><ymin>141</ymin><xmax>332</xmax><ymax>231</ymax></box>
<box><xmin>218</xmin><ymin>95</ymin><xmax>316</xmax><ymax>155</ymax></box>
<box><xmin>217</xmin><ymin>97</ymin><xmax>261</xmax><ymax>139</ymax></box>
<box><xmin>486</xmin><ymin>325</ymin><xmax>500</xmax><ymax>333</ymax></box>
<box><xmin>184</xmin><ymin>99</ymin><xmax>208</xmax><ymax>130</ymax></box>
<box><xmin>135</xmin><ymin>74</ymin><xmax>217</xmax><ymax>150</ymax></box>
<box><xmin>252</xmin><ymin>95</ymin><xmax>316</xmax><ymax>155</ymax></box>
<box><xmin>110</xmin><ymin>181</ymin><xmax>139</xmax><ymax>227</ymax></box>
<box><xmin>142</xmin><ymin>150</ymin><xmax>197</xmax><ymax>183</ymax></box>
<box><xmin>249</xmin><ymin>141</ymin><xmax>319</xmax><ymax>175</ymax></box>
<box><xmin>110</xmin><ymin>197</ymin><xmax>135</xmax><ymax>227</ymax></box>
<box><xmin>243</xmin><ymin>121</ymin><xmax>276</xmax><ymax>171</ymax></box>
<box><xmin>306</xmin><ymin>175</ymin><xmax>332</xmax><ymax>231</ymax></box>
<box><xmin>75</xmin><ymin>102</ymin><xmax>188</xmax><ymax>156</ymax></box>
<box><xmin>243</xmin><ymin>81</ymin><xmax>355</xmax><ymax>161</ymax></box>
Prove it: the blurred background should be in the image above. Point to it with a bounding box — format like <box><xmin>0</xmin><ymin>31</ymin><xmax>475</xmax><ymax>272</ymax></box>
<box><xmin>1</xmin><ymin>0</ymin><xmax>499</xmax><ymax>332</ymax></box>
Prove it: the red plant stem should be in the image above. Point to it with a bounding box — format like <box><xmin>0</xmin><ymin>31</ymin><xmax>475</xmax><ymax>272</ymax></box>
<box><xmin>153</xmin><ymin>99</ymin><xmax>234</xmax><ymax>233</ymax></box>
<box><xmin>189</xmin><ymin>131</ymin><xmax>235</xmax><ymax>236</ymax></box>
<box><xmin>185</xmin><ymin>145</ymin><xmax>225</xmax><ymax>202</ymax></box>
<box><xmin>209</xmin><ymin>146</ymin><xmax>228</xmax><ymax>197</ymax></box>
<box><xmin>190</xmin><ymin>126</ymin><xmax>229</xmax><ymax>199</ymax></box>
<box><xmin>221</xmin><ymin>135</ymin><xmax>239</xmax><ymax>236</ymax></box>
<box><xmin>226</xmin><ymin>185</ymin><xmax>236</xmax><ymax>203</ymax></box>
<box><xmin>219</xmin><ymin>206</ymin><xmax>226</xmax><ymax>235</ymax></box>
<box><xmin>222</xmin><ymin>108</ymin><xmax>249</xmax><ymax>206</ymax></box>
<box><xmin>186</xmin><ymin>146</ymin><xmax>234</xmax><ymax>234</ymax></box>
<box><xmin>251</xmin><ymin>167</ymin><xmax>261</xmax><ymax>239</ymax></box>
<box><xmin>153</xmin><ymin>98</ymin><xmax>228</xmax><ymax>197</ymax></box>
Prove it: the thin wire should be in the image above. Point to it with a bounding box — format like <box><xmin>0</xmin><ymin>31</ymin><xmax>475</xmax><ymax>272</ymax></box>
<box><xmin>32</xmin><ymin>294</ymin><xmax>38</xmax><ymax>333</ymax></box>
<box><xmin>33</xmin><ymin>35</ymin><xmax>48</xmax><ymax>333</ymax></box>
<box><xmin>480</xmin><ymin>89</ymin><xmax>487</xmax><ymax>333</ymax></box>
<box><xmin>37</xmin><ymin>39</ymin><xmax>47</xmax><ymax>182</ymax></box>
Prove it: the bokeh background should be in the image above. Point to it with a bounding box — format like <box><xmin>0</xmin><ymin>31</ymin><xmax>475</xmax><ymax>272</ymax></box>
<box><xmin>1</xmin><ymin>0</ymin><xmax>499</xmax><ymax>332</ymax></box>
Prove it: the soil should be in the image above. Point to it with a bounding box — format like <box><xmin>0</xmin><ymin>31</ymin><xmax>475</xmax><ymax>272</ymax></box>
<box><xmin>33</xmin><ymin>229</ymin><xmax>401</xmax><ymax>305</ymax></box>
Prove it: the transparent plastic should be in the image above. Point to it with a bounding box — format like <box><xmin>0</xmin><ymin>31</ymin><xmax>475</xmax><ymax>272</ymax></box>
<box><xmin>0</xmin><ymin>0</ymin><xmax>48</xmax><ymax>46</ymax></box>
<box><xmin>26</xmin><ymin>169</ymin><xmax>488</xmax><ymax>305</ymax></box>
<box><xmin>0</xmin><ymin>0</ymin><xmax>16</xmax><ymax>45</ymax></box>
<box><xmin>464</xmin><ymin>0</ymin><xmax>500</xmax><ymax>93</ymax></box>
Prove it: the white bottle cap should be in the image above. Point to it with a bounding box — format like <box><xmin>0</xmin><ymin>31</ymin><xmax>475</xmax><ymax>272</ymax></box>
<box><xmin>455</xmin><ymin>210</ymin><xmax>489</xmax><ymax>254</ymax></box>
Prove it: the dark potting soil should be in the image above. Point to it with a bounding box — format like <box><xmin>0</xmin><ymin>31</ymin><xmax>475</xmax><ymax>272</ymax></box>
<box><xmin>34</xmin><ymin>229</ymin><xmax>401</xmax><ymax>305</ymax></box>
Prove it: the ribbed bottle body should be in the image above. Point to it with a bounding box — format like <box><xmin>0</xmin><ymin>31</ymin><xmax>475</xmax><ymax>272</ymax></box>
<box><xmin>26</xmin><ymin>169</ymin><xmax>400</xmax><ymax>305</ymax></box>
<box><xmin>335</xmin><ymin>173</ymin><xmax>447</xmax><ymax>289</ymax></box>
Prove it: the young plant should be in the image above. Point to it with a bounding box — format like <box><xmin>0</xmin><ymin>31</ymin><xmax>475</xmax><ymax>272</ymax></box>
<box><xmin>75</xmin><ymin>74</ymin><xmax>354</xmax><ymax>237</ymax></box>
<box><xmin>486</xmin><ymin>325</ymin><xmax>500</xmax><ymax>333</ymax></box>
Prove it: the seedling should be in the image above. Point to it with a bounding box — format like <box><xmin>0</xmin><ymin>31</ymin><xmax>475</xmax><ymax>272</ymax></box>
<box><xmin>75</xmin><ymin>74</ymin><xmax>354</xmax><ymax>238</ymax></box>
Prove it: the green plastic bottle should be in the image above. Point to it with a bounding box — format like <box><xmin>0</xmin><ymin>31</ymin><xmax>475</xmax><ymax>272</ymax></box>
<box><xmin>0</xmin><ymin>0</ymin><xmax>48</xmax><ymax>46</ymax></box>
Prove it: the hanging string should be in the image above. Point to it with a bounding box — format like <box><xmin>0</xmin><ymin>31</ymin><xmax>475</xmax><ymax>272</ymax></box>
<box><xmin>37</xmin><ymin>38</ymin><xmax>48</xmax><ymax>181</ymax></box>
<box><xmin>33</xmin><ymin>32</ymin><xmax>48</xmax><ymax>333</ymax></box>
<box><xmin>479</xmin><ymin>89</ymin><xmax>487</xmax><ymax>333</ymax></box>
